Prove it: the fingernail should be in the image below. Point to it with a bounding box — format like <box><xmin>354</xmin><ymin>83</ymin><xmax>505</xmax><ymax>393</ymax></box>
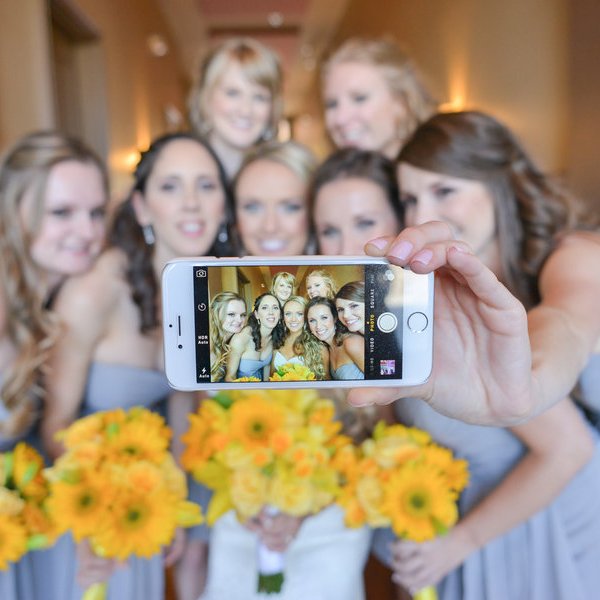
<box><xmin>389</xmin><ymin>240</ymin><xmax>413</xmax><ymax>261</ymax></box>
<box><xmin>367</xmin><ymin>237</ymin><xmax>389</xmax><ymax>251</ymax></box>
<box><xmin>412</xmin><ymin>249</ymin><xmax>433</xmax><ymax>265</ymax></box>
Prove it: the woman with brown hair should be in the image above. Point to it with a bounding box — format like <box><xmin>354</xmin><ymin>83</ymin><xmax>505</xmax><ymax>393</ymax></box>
<box><xmin>360</xmin><ymin>111</ymin><xmax>600</xmax><ymax>599</ymax></box>
<box><xmin>41</xmin><ymin>132</ymin><xmax>229</xmax><ymax>600</ymax></box>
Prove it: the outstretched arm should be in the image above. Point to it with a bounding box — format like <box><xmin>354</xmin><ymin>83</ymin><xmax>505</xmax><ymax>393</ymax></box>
<box><xmin>349</xmin><ymin>225</ymin><xmax>600</xmax><ymax>425</ymax></box>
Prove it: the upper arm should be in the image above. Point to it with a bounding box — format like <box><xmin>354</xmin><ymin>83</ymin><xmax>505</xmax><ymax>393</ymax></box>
<box><xmin>43</xmin><ymin>267</ymin><xmax>117</xmax><ymax>450</ymax></box>
<box><xmin>224</xmin><ymin>331</ymin><xmax>247</xmax><ymax>381</ymax></box>
<box><xmin>528</xmin><ymin>233</ymin><xmax>600</xmax><ymax>409</ymax></box>
<box><xmin>509</xmin><ymin>398</ymin><xmax>594</xmax><ymax>465</ymax></box>
<box><xmin>344</xmin><ymin>334</ymin><xmax>365</xmax><ymax>370</ymax></box>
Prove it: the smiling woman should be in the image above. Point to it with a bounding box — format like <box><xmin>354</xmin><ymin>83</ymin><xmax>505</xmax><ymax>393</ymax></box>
<box><xmin>189</xmin><ymin>37</ymin><xmax>283</xmax><ymax>180</ymax></box>
<box><xmin>234</xmin><ymin>140</ymin><xmax>317</xmax><ymax>256</ymax></box>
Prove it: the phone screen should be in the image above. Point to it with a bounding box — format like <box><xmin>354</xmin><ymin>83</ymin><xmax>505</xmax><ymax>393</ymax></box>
<box><xmin>193</xmin><ymin>263</ymin><xmax>406</xmax><ymax>384</ymax></box>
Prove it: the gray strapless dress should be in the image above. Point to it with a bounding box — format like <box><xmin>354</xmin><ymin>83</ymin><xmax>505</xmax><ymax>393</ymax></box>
<box><xmin>49</xmin><ymin>363</ymin><xmax>172</xmax><ymax>600</ymax></box>
<box><xmin>0</xmin><ymin>377</ymin><xmax>38</xmax><ymax>600</ymax></box>
<box><xmin>237</xmin><ymin>356</ymin><xmax>272</xmax><ymax>381</ymax></box>
<box><xmin>331</xmin><ymin>362</ymin><xmax>364</xmax><ymax>381</ymax></box>
<box><xmin>373</xmin><ymin>386</ymin><xmax>600</xmax><ymax>600</ymax></box>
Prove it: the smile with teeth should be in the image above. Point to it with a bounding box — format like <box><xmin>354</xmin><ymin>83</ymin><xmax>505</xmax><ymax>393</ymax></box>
<box><xmin>260</xmin><ymin>239</ymin><xmax>286</xmax><ymax>252</ymax></box>
<box><xmin>179</xmin><ymin>222</ymin><xmax>204</xmax><ymax>236</ymax></box>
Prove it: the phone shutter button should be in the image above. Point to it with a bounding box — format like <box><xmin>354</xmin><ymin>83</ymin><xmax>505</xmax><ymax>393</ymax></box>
<box><xmin>407</xmin><ymin>312</ymin><xmax>428</xmax><ymax>333</ymax></box>
<box><xmin>377</xmin><ymin>312</ymin><xmax>398</xmax><ymax>333</ymax></box>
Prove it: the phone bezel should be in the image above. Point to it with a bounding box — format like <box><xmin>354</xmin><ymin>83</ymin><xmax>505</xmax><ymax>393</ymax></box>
<box><xmin>162</xmin><ymin>256</ymin><xmax>434</xmax><ymax>391</ymax></box>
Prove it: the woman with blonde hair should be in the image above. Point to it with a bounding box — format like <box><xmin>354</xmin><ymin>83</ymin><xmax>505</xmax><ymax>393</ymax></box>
<box><xmin>270</xmin><ymin>271</ymin><xmax>297</xmax><ymax>304</ymax></box>
<box><xmin>189</xmin><ymin>37</ymin><xmax>283</xmax><ymax>180</ymax></box>
<box><xmin>0</xmin><ymin>131</ymin><xmax>108</xmax><ymax>598</ymax></box>
<box><xmin>305</xmin><ymin>269</ymin><xmax>338</xmax><ymax>299</ymax></box>
<box><xmin>322</xmin><ymin>37</ymin><xmax>437</xmax><ymax>159</ymax></box>
<box><xmin>272</xmin><ymin>295</ymin><xmax>329</xmax><ymax>379</ymax></box>
<box><xmin>209</xmin><ymin>291</ymin><xmax>247</xmax><ymax>381</ymax></box>
<box><xmin>234</xmin><ymin>140</ymin><xmax>317</xmax><ymax>256</ymax></box>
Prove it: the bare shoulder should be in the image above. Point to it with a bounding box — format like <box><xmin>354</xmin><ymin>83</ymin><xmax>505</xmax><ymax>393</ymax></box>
<box><xmin>230</xmin><ymin>327</ymin><xmax>252</xmax><ymax>351</ymax></box>
<box><xmin>539</xmin><ymin>232</ymin><xmax>600</xmax><ymax>298</ymax></box>
<box><xmin>343</xmin><ymin>333</ymin><xmax>364</xmax><ymax>353</ymax></box>
<box><xmin>54</xmin><ymin>248</ymin><xmax>128</xmax><ymax>324</ymax></box>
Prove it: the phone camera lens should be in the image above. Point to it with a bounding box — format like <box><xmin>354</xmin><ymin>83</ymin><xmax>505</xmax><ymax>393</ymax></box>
<box><xmin>178</xmin><ymin>344</ymin><xmax>183</xmax><ymax>349</ymax></box>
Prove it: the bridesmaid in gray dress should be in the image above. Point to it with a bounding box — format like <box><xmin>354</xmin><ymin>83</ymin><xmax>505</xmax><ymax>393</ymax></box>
<box><xmin>369</xmin><ymin>111</ymin><xmax>600</xmax><ymax>599</ymax></box>
<box><xmin>41</xmin><ymin>132</ymin><xmax>230</xmax><ymax>600</ymax></box>
<box><xmin>0</xmin><ymin>132</ymin><xmax>108</xmax><ymax>599</ymax></box>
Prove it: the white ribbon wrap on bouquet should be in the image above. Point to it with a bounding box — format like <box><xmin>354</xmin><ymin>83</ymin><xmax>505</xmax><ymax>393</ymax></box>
<box><xmin>257</xmin><ymin>541</ymin><xmax>285</xmax><ymax>575</ymax></box>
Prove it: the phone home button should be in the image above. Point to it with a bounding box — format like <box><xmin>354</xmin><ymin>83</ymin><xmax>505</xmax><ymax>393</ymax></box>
<box><xmin>407</xmin><ymin>311</ymin><xmax>429</xmax><ymax>333</ymax></box>
<box><xmin>377</xmin><ymin>312</ymin><xmax>398</xmax><ymax>333</ymax></box>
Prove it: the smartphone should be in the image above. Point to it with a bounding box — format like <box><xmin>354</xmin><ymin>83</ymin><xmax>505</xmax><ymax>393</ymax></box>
<box><xmin>162</xmin><ymin>256</ymin><xmax>433</xmax><ymax>391</ymax></box>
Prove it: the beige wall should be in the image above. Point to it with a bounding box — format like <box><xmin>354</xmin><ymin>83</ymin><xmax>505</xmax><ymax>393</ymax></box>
<box><xmin>0</xmin><ymin>0</ymin><xmax>55</xmax><ymax>147</ymax></box>
<box><xmin>327</xmin><ymin>0</ymin><xmax>568</xmax><ymax>172</ymax></box>
<box><xmin>0</xmin><ymin>0</ymin><xmax>188</xmax><ymax>199</ymax></box>
<box><xmin>566</xmin><ymin>0</ymin><xmax>600</xmax><ymax>208</ymax></box>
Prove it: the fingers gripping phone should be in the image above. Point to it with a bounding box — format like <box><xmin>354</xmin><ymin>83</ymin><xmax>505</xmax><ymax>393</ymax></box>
<box><xmin>162</xmin><ymin>256</ymin><xmax>433</xmax><ymax>391</ymax></box>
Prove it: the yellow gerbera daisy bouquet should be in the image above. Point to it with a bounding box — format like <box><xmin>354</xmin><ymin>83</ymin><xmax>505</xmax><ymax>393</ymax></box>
<box><xmin>181</xmin><ymin>389</ymin><xmax>349</xmax><ymax>594</ymax></box>
<box><xmin>44</xmin><ymin>407</ymin><xmax>203</xmax><ymax>600</ymax></box>
<box><xmin>335</xmin><ymin>421</ymin><xmax>469</xmax><ymax>600</ymax></box>
<box><xmin>0</xmin><ymin>442</ymin><xmax>56</xmax><ymax>570</ymax></box>
<box><xmin>269</xmin><ymin>363</ymin><xmax>316</xmax><ymax>381</ymax></box>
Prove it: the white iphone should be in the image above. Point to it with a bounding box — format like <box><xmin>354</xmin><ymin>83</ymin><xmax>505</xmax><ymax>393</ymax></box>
<box><xmin>161</xmin><ymin>256</ymin><xmax>434</xmax><ymax>391</ymax></box>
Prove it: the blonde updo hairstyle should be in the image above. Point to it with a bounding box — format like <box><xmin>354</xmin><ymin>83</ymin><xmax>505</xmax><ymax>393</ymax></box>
<box><xmin>323</xmin><ymin>37</ymin><xmax>438</xmax><ymax>145</ymax></box>
<box><xmin>189</xmin><ymin>37</ymin><xmax>283</xmax><ymax>142</ymax></box>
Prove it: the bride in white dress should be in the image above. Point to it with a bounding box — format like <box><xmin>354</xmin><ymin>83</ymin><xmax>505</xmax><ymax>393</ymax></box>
<box><xmin>271</xmin><ymin>296</ymin><xmax>329</xmax><ymax>378</ymax></box>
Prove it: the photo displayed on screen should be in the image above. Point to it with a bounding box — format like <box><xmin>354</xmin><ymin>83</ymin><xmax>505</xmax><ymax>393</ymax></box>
<box><xmin>193</xmin><ymin>263</ymin><xmax>405</xmax><ymax>384</ymax></box>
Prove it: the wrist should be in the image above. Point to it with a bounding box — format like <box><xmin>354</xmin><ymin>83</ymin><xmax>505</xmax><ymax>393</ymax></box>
<box><xmin>451</xmin><ymin>521</ymin><xmax>479</xmax><ymax>558</ymax></box>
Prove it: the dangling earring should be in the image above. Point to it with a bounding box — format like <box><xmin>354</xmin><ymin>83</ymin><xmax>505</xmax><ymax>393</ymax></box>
<box><xmin>217</xmin><ymin>223</ymin><xmax>229</xmax><ymax>244</ymax></box>
<box><xmin>142</xmin><ymin>224</ymin><xmax>155</xmax><ymax>245</ymax></box>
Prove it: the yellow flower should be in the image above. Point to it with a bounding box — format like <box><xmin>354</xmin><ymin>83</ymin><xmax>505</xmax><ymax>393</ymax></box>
<box><xmin>105</xmin><ymin>419</ymin><xmax>169</xmax><ymax>464</ymax></box>
<box><xmin>47</xmin><ymin>477</ymin><xmax>108</xmax><ymax>540</ymax></box>
<box><xmin>57</xmin><ymin>413</ymin><xmax>104</xmax><ymax>448</ymax></box>
<box><xmin>0</xmin><ymin>487</ymin><xmax>25</xmax><ymax>516</ymax></box>
<box><xmin>230</xmin><ymin>468</ymin><xmax>268</xmax><ymax>520</ymax></box>
<box><xmin>422</xmin><ymin>446</ymin><xmax>470</xmax><ymax>492</ymax></box>
<box><xmin>95</xmin><ymin>489</ymin><xmax>176</xmax><ymax>560</ymax></box>
<box><xmin>0</xmin><ymin>514</ymin><xmax>28</xmax><ymax>570</ymax></box>
<box><xmin>229</xmin><ymin>397</ymin><xmax>284</xmax><ymax>450</ymax></box>
<box><xmin>269</xmin><ymin>363</ymin><xmax>316</xmax><ymax>381</ymax></box>
<box><xmin>270</xmin><ymin>472</ymin><xmax>314</xmax><ymax>516</ymax></box>
<box><xmin>12</xmin><ymin>443</ymin><xmax>47</xmax><ymax>501</ymax></box>
<box><xmin>382</xmin><ymin>463</ymin><xmax>458</xmax><ymax>542</ymax></box>
<box><xmin>356</xmin><ymin>475</ymin><xmax>389</xmax><ymax>527</ymax></box>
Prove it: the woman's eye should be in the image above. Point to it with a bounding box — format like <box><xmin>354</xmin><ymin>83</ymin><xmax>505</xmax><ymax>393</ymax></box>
<box><xmin>435</xmin><ymin>186</ymin><xmax>454</xmax><ymax>200</ymax></box>
<box><xmin>91</xmin><ymin>207</ymin><xmax>106</xmax><ymax>219</ymax></box>
<box><xmin>280</xmin><ymin>202</ymin><xmax>303</xmax><ymax>214</ymax></box>
<box><xmin>254</xmin><ymin>93</ymin><xmax>270</xmax><ymax>103</ymax></box>
<box><xmin>352</xmin><ymin>93</ymin><xmax>368</xmax><ymax>103</ymax></box>
<box><xmin>224</xmin><ymin>87</ymin><xmax>240</xmax><ymax>98</ymax></box>
<box><xmin>324</xmin><ymin>99</ymin><xmax>338</xmax><ymax>111</ymax></box>
<box><xmin>198</xmin><ymin>178</ymin><xmax>218</xmax><ymax>192</ymax></box>
<box><xmin>356</xmin><ymin>219</ymin><xmax>376</xmax><ymax>230</ymax></box>
<box><xmin>400</xmin><ymin>193</ymin><xmax>417</xmax><ymax>207</ymax></box>
<box><xmin>319</xmin><ymin>227</ymin><xmax>338</xmax><ymax>238</ymax></box>
<box><xmin>49</xmin><ymin>208</ymin><xmax>71</xmax><ymax>218</ymax></box>
<box><xmin>160</xmin><ymin>182</ymin><xmax>178</xmax><ymax>192</ymax></box>
<box><xmin>241</xmin><ymin>201</ymin><xmax>261</xmax><ymax>214</ymax></box>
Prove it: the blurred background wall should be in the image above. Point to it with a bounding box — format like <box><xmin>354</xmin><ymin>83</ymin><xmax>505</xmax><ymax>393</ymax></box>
<box><xmin>0</xmin><ymin>0</ymin><xmax>598</xmax><ymax>208</ymax></box>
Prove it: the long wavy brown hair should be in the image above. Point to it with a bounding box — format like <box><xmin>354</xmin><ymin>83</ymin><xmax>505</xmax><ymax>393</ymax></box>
<box><xmin>109</xmin><ymin>132</ymin><xmax>232</xmax><ymax>333</ymax></box>
<box><xmin>399</xmin><ymin>111</ymin><xmax>592</xmax><ymax>308</ymax></box>
<box><xmin>0</xmin><ymin>132</ymin><xmax>108</xmax><ymax>436</ymax></box>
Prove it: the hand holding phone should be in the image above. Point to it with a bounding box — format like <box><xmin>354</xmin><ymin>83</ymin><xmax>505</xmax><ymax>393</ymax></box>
<box><xmin>161</xmin><ymin>256</ymin><xmax>434</xmax><ymax>391</ymax></box>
